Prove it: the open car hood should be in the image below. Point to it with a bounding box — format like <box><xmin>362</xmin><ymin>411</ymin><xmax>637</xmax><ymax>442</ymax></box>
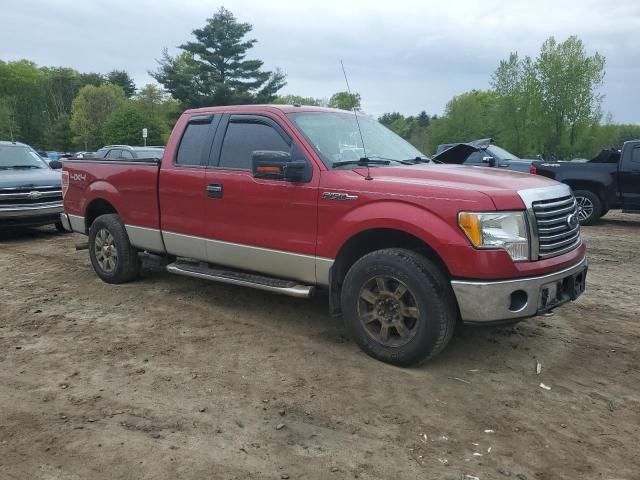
<box><xmin>431</xmin><ymin>142</ymin><xmax>481</xmax><ymax>164</ymax></box>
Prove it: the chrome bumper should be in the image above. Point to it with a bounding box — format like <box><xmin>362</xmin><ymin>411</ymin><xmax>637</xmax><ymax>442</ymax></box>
<box><xmin>451</xmin><ymin>256</ymin><xmax>588</xmax><ymax>323</ymax></box>
<box><xmin>59</xmin><ymin>212</ymin><xmax>72</xmax><ymax>232</ymax></box>
<box><xmin>59</xmin><ymin>213</ymin><xmax>84</xmax><ymax>233</ymax></box>
<box><xmin>0</xmin><ymin>202</ymin><xmax>63</xmax><ymax>218</ymax></box>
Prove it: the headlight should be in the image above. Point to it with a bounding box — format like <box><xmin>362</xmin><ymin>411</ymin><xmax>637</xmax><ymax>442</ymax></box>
<box><xmin>458</xmin><ymin>211</ymin><xmax>529</xmax><ymax>261</ymax></box>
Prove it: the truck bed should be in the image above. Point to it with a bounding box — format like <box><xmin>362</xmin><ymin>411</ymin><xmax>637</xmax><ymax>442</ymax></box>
<box><xmin>63</xmin><ymin>158</ymin><xmax>161</xmax><ymax>233</ymax></box>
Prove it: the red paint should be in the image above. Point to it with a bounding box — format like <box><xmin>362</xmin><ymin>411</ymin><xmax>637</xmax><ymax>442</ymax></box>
<box><xmin>63</xmin><ymin>105</ymin><xmax>585</xmax><ymax>281</ymax></box>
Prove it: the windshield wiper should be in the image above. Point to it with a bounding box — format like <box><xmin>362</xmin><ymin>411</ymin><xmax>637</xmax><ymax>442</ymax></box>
<box><xmin>2</xmin><ymin>165</ymin><xmax>41</xmax><ymax>169</ymax></box>
<box><xmin>332</xmin><ymin>157</ymin><xmax>391</xmax><ymax>168</ymax></box>
<box><xmin>402</xmin><ymin>156</ymin><xmax>431</xmax><ymax>164</ymax></box>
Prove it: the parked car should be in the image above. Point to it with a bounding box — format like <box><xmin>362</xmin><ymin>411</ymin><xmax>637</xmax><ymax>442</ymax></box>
<box><xmin>61</xmin><ymin>106</ymin><xmax>587</xmax><ymax>366</ymax></box>
<box><xmin>94</xmin><ymin>145</ymin><xmax>164</xmax><ymax>160</ymax></box>
<box><xmin>435</xmin><ymin>138</ymin><xmax>535</xmax><ymax>173</ymax></box>
<box><xmin>531</xmin><ymin>141</ymin><xmax>640</xmax><ymax>225</ymax></box>
<box><xmin>0</xmin><ymin>141</ymin><xmax>65</xmax><ymax>231</ymax></box>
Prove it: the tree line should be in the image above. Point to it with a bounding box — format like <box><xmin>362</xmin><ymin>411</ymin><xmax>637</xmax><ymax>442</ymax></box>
<box><xmin>383</xmin><ymin>36</ymin><xmax>639</xmax><ymax>159</ymax></box>
<box><xmin>1</xmin><ymin>7</ymin><xmax>637</xmax><ymax>159</ymax></box>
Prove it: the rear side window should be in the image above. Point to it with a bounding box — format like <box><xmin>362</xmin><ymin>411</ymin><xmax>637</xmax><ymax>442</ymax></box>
<box><xmin>121</xmin><ymin>150</ymin><xmax>134</xmax><ymax>160</ymax></box>
<box><xmin>176</xmin><ymin>122</ymin><xmax>210</xmax><ymax>166</ymax></box>
<box><xmin>219</xmin><ymin>122</ymin><xmax>290</xmax><ymax>170</ymax></box>
<box><xmin>632</xmin><ymin>147</ymin><xmax>640</xmax><ymax>163</ymax></box>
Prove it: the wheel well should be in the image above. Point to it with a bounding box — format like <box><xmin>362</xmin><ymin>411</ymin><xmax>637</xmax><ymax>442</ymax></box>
<box><xmin>328</xmin><ymin>228</ymin><xmax>449</xmax><ymax>315</ymax></box>
<box><xmin>565</xmin><ymin>181</ymin><xmax>606</xmax><ymax>207</ymax></box>
<box><xmin>85</xmin><ymin>199</ymin><xmax>117</xmax><ymax>232</ymax></box>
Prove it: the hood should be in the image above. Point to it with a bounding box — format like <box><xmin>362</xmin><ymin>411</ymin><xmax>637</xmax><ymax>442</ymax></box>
<box><xmin>0</xmin><ymin>168</ymin><xmax>62</xmax><ymax>189</ymax></box>
<box><xmin>355</xmin><ymin>163</ymin><xmax>560</xmax><ymax>210</ymax></box>
<box><xmin>432</xmin><ymin>143</ymin><xmax>479</xmax><ymax>164</ymax></box>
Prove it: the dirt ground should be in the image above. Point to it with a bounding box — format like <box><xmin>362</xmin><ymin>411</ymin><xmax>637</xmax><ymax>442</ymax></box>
<box><xmin>0</xmin><ymin>212</ymin><xmax>638</xmax><ymax>480</ymax></box>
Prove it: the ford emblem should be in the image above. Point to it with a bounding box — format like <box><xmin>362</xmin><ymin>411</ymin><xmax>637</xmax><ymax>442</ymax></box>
<box><xmin>567</xmin><ymin>213</ymin><xmax>578</xmax><ymax>229</ymax></box>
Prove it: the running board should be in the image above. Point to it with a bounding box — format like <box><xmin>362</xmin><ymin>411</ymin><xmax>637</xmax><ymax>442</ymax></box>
<box><xmin>166</xmin><ymin>261</ymin><xmax>314</xmax><ymax>298</ymax></box>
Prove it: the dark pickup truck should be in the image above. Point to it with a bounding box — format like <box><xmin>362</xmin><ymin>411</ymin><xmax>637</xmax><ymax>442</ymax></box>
<box><xmin>531</xmin><ymin>140</ymin><xmax>640</xmax><ymax>225</ymax></box>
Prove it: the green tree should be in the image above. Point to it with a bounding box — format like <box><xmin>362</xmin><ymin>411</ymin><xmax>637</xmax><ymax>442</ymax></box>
<box><xmin>273</xmin><ymin>94</ymin><xmax>323</xmax><ymax>106</ymax></box>
<box><xmin>70</xmin><ymin>84</ymin><xmax>126</xmax><ymax>150</ymax></box>
<box><xmin>104</xmin><ymin>103</ymin><xmax>163</xmax><ymax>146</ymax></box>
<box><xmin>328</xmin><ymin>91</ymin><xmax>361</xmax><ymax>110</ymax></box>
<box><xmin>79</xmin><ymin>72</ymin><xmax>105</xmax><ymax>88</ymax></box>
<box><xmin>0</xmin><ymin>60</ymin><xmax>48</xmax><ymax>146</ymax></box>
<box><xmin>535</xmin><ymin>36</ymin><xmax>605</xmax><ymax>155</ymax></box>
<box><xmin>43</xmin><ymin>114</ymin><xmax>73</xmax><ymax>151</ymax></box>
<box><xmin>426</xmin><ymin>90</ymin><xmax>498</xmax><ymax>152</ymax></box>
<box><xmin>379</xmin><ymin>112</ymin><xmax>404</xmax><ymax>126</ymax></box>
<box><xmin>151</xmin><ymin>7</ymin><xmax>286</xmax><ymax>107</ymax></box>
<box><xmin>107</xmin><ymin>70</ymin><xmax>136</xmax><ymax>97</ymax></box>
<box><xmin>0</xmin><ymin>97</ymin><xmax>20</xmax><ymax>141</ymax></box>
<box><xmin>133</xmin><ymin>84</ymin><xmax>181</xmax><ymax>142</ymax></box>
<box><xmin>491</xmin><ymin>53</ymin><xmax>542</xmax><ymax>155</ymax></box>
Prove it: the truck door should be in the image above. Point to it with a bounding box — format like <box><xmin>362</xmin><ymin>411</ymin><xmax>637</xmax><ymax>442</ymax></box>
<box><xmin>158</xmin><ymin>114</ymin><xmax>220</xmax><ymax>261</ymax></box>
<box><xmin>203</xmin><ymin>114</ymin><xmax>319</xmax><ymax>284</ymax></box>
<box><xmin>620</xmin><ymin>143</ymin><xmax>640</xmax><ymax>209</ymax></box>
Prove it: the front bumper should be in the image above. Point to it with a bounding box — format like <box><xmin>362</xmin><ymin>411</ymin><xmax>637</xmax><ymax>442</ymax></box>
<box><xmin>0</xmin><ymin>202</ymin><xmax>64</xmax><ymax>227</ymax></box>
<box><xmin>451</xmin><ymin>256</ymin><xmax>588</xmax><ymax>324</ymax></box>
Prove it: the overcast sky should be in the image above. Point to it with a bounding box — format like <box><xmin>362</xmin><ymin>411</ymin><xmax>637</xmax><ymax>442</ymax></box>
<box><xmin>3</xmin><ymin>0</ymin><xmax>639</xmax><ymax>122</ymax></box>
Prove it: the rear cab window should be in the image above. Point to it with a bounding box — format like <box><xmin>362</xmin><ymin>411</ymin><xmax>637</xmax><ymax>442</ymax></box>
<box><xmin>175</xmin><ymin>115</ymin><xmax>217</xmax><ymax>167</ymax></box>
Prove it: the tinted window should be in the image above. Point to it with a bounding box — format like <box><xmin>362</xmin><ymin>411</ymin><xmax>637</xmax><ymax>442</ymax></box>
<box><xmin>105</xmin><ymin>149</ymin><xmax>122</xmax><ymax>159</ymax></box>
<box><xmin>632</xmin><ymin>147</ymin><xmax>640</xmax><ymax>163</ymax></box>
<box><xmin>464</xmin><ymin>151</ymin><xmax>485</xmax><ymax>165</ymax></box>
<box><xmin>120</xmin><ymin>150</ymin><xmax>134</xmax><ymax>159</ymax></box>
<box><xmin>176</xmin><ymin>122</ymin><xmax>210</xmax><ymax>166</ymax></box>
<box><xmin>219</xmin><ymin>122</ymin><xmax>290</xmax><ymax>170</ymax></box>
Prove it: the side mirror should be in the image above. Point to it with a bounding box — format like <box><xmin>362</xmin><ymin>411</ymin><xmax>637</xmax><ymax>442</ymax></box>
<box><xmin>252</xmin><ymin>150</ymin><xmax>310</xmax><ymax>182</ymax></box>
<box><xmin>482</xmin><ymin>156</ymin><xmax>496</xmax><ymax>167</ymax></box>
<box><xmin>49</xmin><ymin>160</ymin><xmax>63</xmax><ymax>170</ymax></box>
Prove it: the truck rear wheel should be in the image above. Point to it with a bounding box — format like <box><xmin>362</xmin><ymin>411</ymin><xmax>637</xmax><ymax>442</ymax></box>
<box><xmin>340</xmin><ymin>248</ymin><xmax>457</xmax><ymax>367</ymax></box>
<box><xmin>88</xmin><ymin>214</ymin><xmax>140</xmax><ymax>284</ymax></box>
<box><xmin>574</xmin><ymin>190</ymin><xmax>602</xmax><ymax>225</ymax></box>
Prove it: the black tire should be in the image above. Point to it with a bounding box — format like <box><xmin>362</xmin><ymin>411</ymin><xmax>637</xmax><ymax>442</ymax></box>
<box><xmin>88</xmin><ymin>213</ymin><xmax>140</xmax><ymax>284</ymax></box>
<box><xmin>574</xmin><ymin>190</ymin><xmax>602</xmax><ymax>225</ymax></box>
<box><xmin>54</xmin><ymin>221</ymin><xmax>68</xmax><ymax>233</ymax></box>
<box><xmin>341</xmin><ymin>248</ymin><xmax>457</xmax><ymax>367</ymax></box>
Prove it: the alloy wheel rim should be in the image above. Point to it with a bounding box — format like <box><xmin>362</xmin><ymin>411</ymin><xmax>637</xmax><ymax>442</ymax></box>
<box><xmin>357</xmin><ymin>275</ymin><xmax>420</xmax><ymax>347</ymax></box>
<box><xmin>576</xmin><ymin>196</ymin><xmax>594</xmax><ymax>222</ymax></box>
<box><xmin>94</xmin><ymin>228</ymin><xmax>118</xmax><ymax>272</ymax></box>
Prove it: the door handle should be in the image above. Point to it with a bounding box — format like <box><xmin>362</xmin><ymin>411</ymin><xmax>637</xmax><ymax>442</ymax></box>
<box><xmin>206</xmin><ymin>183</ymin><xmax>223</xmax><ymax>198</ymax></box>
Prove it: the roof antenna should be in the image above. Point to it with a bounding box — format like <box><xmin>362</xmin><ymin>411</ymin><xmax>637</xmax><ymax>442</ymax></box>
<box><xmin>340</xmin><ymin>60</ymin><xmax>372</xmax><ymax>180</ymax></box>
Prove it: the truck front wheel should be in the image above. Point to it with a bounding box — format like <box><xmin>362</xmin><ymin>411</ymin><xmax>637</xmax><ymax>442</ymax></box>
<box><xmin>574</xmin><ymin>190</ymin><xmax>602</xmax><ymax>225</ymax></box>
<box><xmin>341</xmin><ymin>248</ymin><xmax>457</xmax><ymax>367</ymax></box>
<box><xmin>88</xmin><ymin>214</ymin><xmax>140</xmax><ymax>284</ymax></box>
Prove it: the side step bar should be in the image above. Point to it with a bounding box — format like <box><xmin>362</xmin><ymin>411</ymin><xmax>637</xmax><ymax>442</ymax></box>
<box><xmin>166</xmin><ymin>261</ymin><xmax>315</xmax><ymax>298</ymax></box>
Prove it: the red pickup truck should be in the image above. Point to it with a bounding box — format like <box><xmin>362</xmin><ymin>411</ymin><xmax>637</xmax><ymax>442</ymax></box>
<box><xmin>61</xmin><ymin>105</ymin><xmax>587</xmax><ymax>366</ymax></box>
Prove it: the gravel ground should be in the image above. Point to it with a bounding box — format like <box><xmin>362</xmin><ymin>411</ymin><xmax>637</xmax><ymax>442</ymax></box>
<box><xmin>0</xmin><ymin>212</ymin><xmax>638</xmax><ymax>480</ymax></box>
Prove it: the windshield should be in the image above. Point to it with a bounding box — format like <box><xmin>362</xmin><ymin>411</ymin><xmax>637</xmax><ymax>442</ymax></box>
<box><xmin>486</xmin><ymin>145</ymin><xmax>520</xmax><ymax>161</ymax></box>
<box><xmin>288</xmin><ymin>112</ymin><xmax>427</xmax><ymax>167</ymax></box>
<box><xmin>0</xmin><ymin>145</ymin><xmax>47</xmax><ymax>169</ymax></box>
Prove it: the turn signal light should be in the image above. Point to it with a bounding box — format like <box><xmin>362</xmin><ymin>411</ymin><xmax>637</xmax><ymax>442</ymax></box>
<box><xmin>458</xmin><ymin>212</ymin><xmax>482</xmax><ymax>246</ymax></box>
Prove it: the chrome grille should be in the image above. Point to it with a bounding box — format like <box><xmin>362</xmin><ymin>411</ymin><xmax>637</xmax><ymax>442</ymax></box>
<box><xmin>0</xmin><ymin>185</ymin><xmax>62</xmax><ymax>207</ymax></box>
<box><xmin>532</xmin><ymin>195</ymin><xmax>581</xmax><ymax>258</ymax></box>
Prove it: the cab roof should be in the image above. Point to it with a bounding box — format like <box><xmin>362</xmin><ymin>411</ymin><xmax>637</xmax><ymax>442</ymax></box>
<box><xmin>184</xmin><ymin>104</ymin><xmax>350</xmax><ymax>115</ymax></box>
